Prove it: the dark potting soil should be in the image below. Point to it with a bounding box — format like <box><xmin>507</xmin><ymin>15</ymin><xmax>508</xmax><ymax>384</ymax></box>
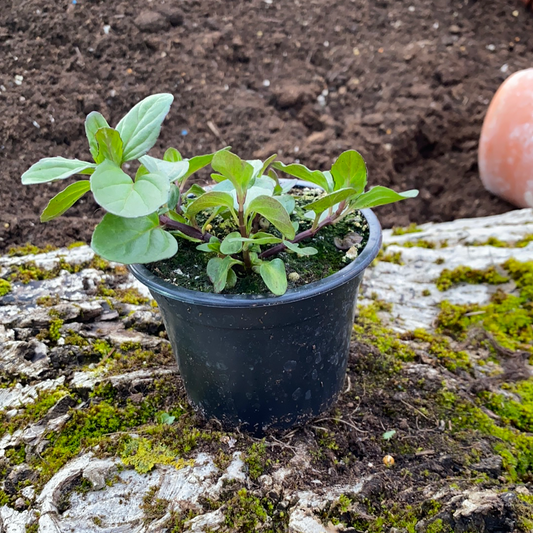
<box><xmin>148</xmin><ymin>201</ymin><xmax>370</xmax><ymax>295</ymax></box>
<box><xmin>1</xmin><ymin>0</ymin><xmax>531</xmax><ymax>251</ymax></box>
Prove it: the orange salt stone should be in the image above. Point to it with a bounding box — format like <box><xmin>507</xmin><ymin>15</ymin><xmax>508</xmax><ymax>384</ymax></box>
<box><xmin>479</xmin><ymin>68</ymin><xmax>533</xmax><ymax>208</ymax></box>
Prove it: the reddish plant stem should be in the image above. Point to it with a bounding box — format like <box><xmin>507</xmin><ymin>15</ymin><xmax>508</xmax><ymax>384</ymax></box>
<box><xmin>159</xmin><ymin>215</ymin><xmax>212</xmax><ymax>242</ymax></box>
<box><xmin>259</xmin><ymin>214</ymin><xmax>335</xmax><ymax>259</ymax></box>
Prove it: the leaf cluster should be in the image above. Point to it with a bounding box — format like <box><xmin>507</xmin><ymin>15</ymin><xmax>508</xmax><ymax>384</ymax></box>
<box><xmin>21</xmin><ymin>93</ymin><xmax>418</xmax><ymax>295</ymax></box>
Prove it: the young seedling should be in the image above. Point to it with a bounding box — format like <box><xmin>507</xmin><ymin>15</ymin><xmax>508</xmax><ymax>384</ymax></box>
<box><xmin>22</xmin><ymin>93</ymin><xmax>418</xmax><ymax>295</ymax></box>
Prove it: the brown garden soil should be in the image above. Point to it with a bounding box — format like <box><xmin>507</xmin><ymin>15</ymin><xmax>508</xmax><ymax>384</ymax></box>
<box><xmin>1</xmin><ymin>0</ymin><xmax>532</xmax><ymax>251</ymax></box>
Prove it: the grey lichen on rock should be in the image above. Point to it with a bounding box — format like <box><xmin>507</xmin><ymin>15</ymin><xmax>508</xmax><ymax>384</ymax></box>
<box><xmin>0</xmin><ymin>210</ymin><xmax>532</xmax><ymax>532</ymax></box>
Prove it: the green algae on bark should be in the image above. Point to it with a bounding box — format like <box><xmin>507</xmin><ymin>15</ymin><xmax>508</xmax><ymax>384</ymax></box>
<box><xmin>435</xmin><ymin>265</ymin><xmax>509</xmax><ymax>291</ymax></box>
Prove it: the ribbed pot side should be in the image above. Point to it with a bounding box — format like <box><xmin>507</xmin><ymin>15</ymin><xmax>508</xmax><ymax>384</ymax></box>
<box><xmin>129</xmin><ymin>208</ymin><xmax>382</xmax><ymax>435</ymax></box>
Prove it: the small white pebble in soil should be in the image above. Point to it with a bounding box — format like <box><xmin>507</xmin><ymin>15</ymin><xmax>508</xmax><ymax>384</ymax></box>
<box><xmin>32</xmin><ymin>121</ymin><xmax>40</xmax><ymax>129</ymax></box>
<box><xmin>323</xmin><ymin>41</ymin><xmax>329</xmax><ymax>47</ymax></box>
<box><xmin>433</xmin><ymin>22</ymin><xmax>439</xmax><ymax>29</ymax></box>
<box><xmin>408</xmin><ymin>5</ymin><xmax>415</xmax><ymax>12</ymax></box>
<box><xmin>103</xmin><ymin>25</ymin><xmax>111</xmax><ymax>34</ymax></box>
<box><xmin>512</xmin><ymin>10</ymin><xmax>519</xmax><ymax>17</ymax></box>
<box><xmin>317</xmin><ymin>94</ymin><xmax>326</xmax><ymax>106</ymax></box>
<box><xmin>294</xmin><ymin>146</ymin><xmax>299</xmax><ymax>153</ymax></box>
<box><xmin>14</xmin><ymin>75</ymin><xmax>23</xmax><ymax>85</ymax></box>
<box><xmin>262</xmin><ymin>79</ymin><xmax>270</xmax><ymax>87</ymax></box>
<box><xmin>500</xmin><ymin>64</ymin><xmax>509</xmax><ymax>73</ymax></box>
<box><xmin>288</xmin><ymin>272</ymin><xmax>300</xmax><ymax>282</ymax></box>
<box><xmin>345</xmin><ymin>246</ymin><xmax>359</xmax><ymax>260</ymax></box>
<box><xmin>486</xmin><ymin>44</ymin><xmax>496</xmax><ymax>52</ymax></box>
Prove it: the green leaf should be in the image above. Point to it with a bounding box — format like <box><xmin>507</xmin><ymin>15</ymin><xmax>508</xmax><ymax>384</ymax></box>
<box><xmin>207</xmin><ymin>256</ymin><xmax>241</xmax><ymax>293</ymax></box>
<box><xmin>353</xmin><ymin>186</ymin><xmax>419</xmax><ymax>209</ymax></box>
<box><xmin>116</xmin><ymin>93</ymin><xmax>174</xmax><ymax>161</ymax></box>
<box><xmin>135</xmin><ymin>165</ymin><xmax>149</xmax><ymax>179</ymax></box>
<box><xmin>258</xmin><ymin>153</ymin><xmax>277</xmax><ymax>179</ymax></box>
<box><xmin>168</xmin><ymin>184</ymin><xmax>180</xmax><ymax>211</ymax></box>
<box><xmin>197</xmin><ymin>236</ymin><xmax>221</xmax><ymax>253</ymax></box>
<box><xmin>184</xmin><ymin>184</ymin><xmax>206</xmax><ymax>198</ymax></box>
<box><xmin>259</xmin><ymin>259</ymin><xmax>287</xmax><ymax>296</ymax></box>
<box><xmin>91</xmin><ymin>213</ymin><xmax>178</xmax><ymax>264</ymax></box>
<box><xmin>272</xmin><ymin>162</ymin><xmax>331</xmax><ymax>192</ymax></box>
<box><xmin>164</xmin><ymin>147</ymin><xmax>182</xmax><ymax>162</ymax></box>
<box><xmin>211</xmin><ymin>150</ymin><xmax>254</xmax><ymax>195</ymax></box>
<box><xmin>139</xmin><ymin>155</ymin><xmax>189</xmax><ymax>182</ymax></box>
<box><xmin>283</xmin><ymin>241</ymin><xmax>318</xmax><ymax>256</ymax></box>
<box><xmin>304</xmin><ymin>188</ymin><xmax>358</xmax><ymax>215</ymax></box>
<box><xmin>220</xmin><ymin>231</ymin><xmax>243</xmax><ymax>255</ymax></box>
<box><xmin>90</xmin><ymin>160</ymin><xmax>169</xmax><ymax>218</ymax></box>
<box><xmin>383</xmin><ymin>430</ymin><xmax>396</xmax><ymax>441</ymax></box>
<box><xmin>85</xmin><ymin>111</ymin><xmax>110</xmax><ymax>162</ymax></box>
<box><xmin>40</xmin><ymin>181</ymin><xmax>91</xmax><ymax>222</ymax></box>
<box><xmin>184</xmin><ymin>152</ymin><xmax>216</xmax><ymax>179</ymax></box>
<box><xmin>22</xmin><ymin>157</ymin><xmax>96</xmax><ymax>185</ymax></box>
<box><xmin>331</xmin><ymin>150</ymin><xmax>367</xmax><ymax>193</ymax></box>
<box><xmin>226</xmin><ymin>268</ymin><xmax>238</xmax><ymax>289</ymax></box>
<box><xmin>186</xmin><ymin>191</ymin><xmax>235</xmax><ymax>219</ymax></box>
<box><xmin>95</xmin><ymin>127</ymin><xmax>124</xmax><ymax>166</ymax></box>
<box><xmin>246</xmin><ymin>195</ymin><xmax>295</xmax><ymax>239</ymax></box>
<box><xmin>276</xmin><ymin>194</ymin><xmax>295</xmax><ymax>215</ymax></box>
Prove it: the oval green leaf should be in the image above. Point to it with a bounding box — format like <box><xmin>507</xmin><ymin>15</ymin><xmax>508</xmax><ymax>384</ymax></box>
<box><xmin>91</xmin><ymin>213</ymin><xmax>178</xmax><ymax>264</ymax></box>
<box><xmin>259</xmin><ymin>258</ymin><xmax>287</xmax><ymax>296</ymax></box>
<box><xmin>283</xmin><ymin>241</ymin><xmax>318</xmax><ymax>256</ymax></box>
<box><xmin>220</xmin><ymin>231</ymin><xmax>244</xmax><ymax>255</ymax></box>
<box><xmin>139</xmin><ymin>155</ymin><xmax>189</xmax><ymax>182</ymax></box>
<box><xmin>164</xmin><ymin>147</ymin><xmax>182</xmax><ymax>162</ymax></box>
<box><xmin>85</xmin><ymin>111</ymin><xmax>110</xmax><ymax>162</ymax></box>
<box><xmin>304</xmin><ymin>188</ymin><xmax>358</xmax><ymax>215</ymax></box>
<box><xmin>95</xmin><ymin>127</ymin><xmax>124</xmax><ymax>166</ymax></box>
<box><xmin>90</xmin><ymin>160</ymin><xmax>169</xmax><ymax>218</ymax></box>
<box><xmin>116</xmin><ymin>93</ymin><xmax>174</xmax><ymax>161</ymax></box>
<box><xmin>272</xmin><ymin>161</ymin><xmax>331</xmax><ymax>193</ymax></box>
<box><xmin>331</xmin><ymin>150</ymin><xmax>367</xmax><ymax>193</ymax></box>
<box><xmin>40</xmin><ymin>181</ymin><xmax>91</xmax><ymax>222</ymax></box>
<box><xmin>211</xmin><ymin>150</ymin><xmax>254</xmax><ymax>194</ymax></box>
<box><xmin>22</xmin><ymin>157</ymin><xmax>96</xmax><ymax>185</ymax></box>
<box><xmin>207</xmin><ymin>256</ymin><xmax>241</xmax><ymax>293</ymax></box>
<box><xmin>353</xmin><ymin>186</ymin><xmax>419</xmax><ymax>209</ymax></box>
<box><xmin>247</xmin><ymin>195</ymin><xmax>295</xmax><ymax>239</ymax></box>
<box><xmin>186</xmin><ymin>191</ymin><xmax>235</xmax><ymax>219</ymax></box>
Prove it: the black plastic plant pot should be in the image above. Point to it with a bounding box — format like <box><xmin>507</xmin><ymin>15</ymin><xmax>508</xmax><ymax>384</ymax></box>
<box><xmin>128</xmin><ymin>208</ymin><xmax>382</xmax><ymax>436</ymax></box>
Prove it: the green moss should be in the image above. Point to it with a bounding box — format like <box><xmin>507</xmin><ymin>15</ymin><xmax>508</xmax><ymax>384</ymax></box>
<box><xmin>25</xmin><ymin>524</ymin><xmax>39</xmax><ymax>533</ymax></box>
<box><xmin>391</xmin><ymin>223</ymin><xmax>422</xmax><ymax>236</ymax></box>
<box><xmin>422</xmin><ymin>289</ymin><xmax>431</xmax><ymax>297</ymax></box>
<box><xmin>353</xmin><ymin>302</ymin><xmax>415</xmax><ymax>365</ymax></box>
<box><xmin>36</xmin><ymin>294</ymin><xmax>60</xmax><ymax>307</ymax></box>
<box><xmin>504</xmin><ymin>258</ymin><xmax>533</xmax><ymax>300</ymax></box>
<box><xmin>120</xmin><ymin>437</ymin><xmax>193</xmax><ymax>474</ymax></box>
<box><xmin>64</xmin><ymin>331</ymin><xmax>89</xmax><ymax>347</ymax></box>
<box><xmin>0</xmin><ymin>489</ymin><xmax>11</xmax><ymax>506</ymax></box>
<box><xmin>141</xmin><ymin>486</ymin><xmax>169</xmax><ymax>523</ymax></box>
<box><xmin>435</xmin><ymin>257</ymin><xmax>445</xmax><ymax>265</ymax></box>
<box><xmin>148</xmin><ymin>206</ymin><xmax>370</xmax><ymax>295</ymax></box>
<box><xmin>244</xmin><ymin>441</ymin><xmax>270</xmax><ymax>481</ymax></box>
<box><xmin>223</xmin><ymin>488</ymin><xmax>270</xmax><ymax>532</ymax></box>
<box><xmin>67</xmin><ymin>241</ymin><xmax>86</xmax><ymax>249</ymax></box>
<box><xmin>376</xmin><ymin>250</ymin><xmax>404</xmax><ymax>265</ymax></box>
<box><xmin>8</xmin><ymin>243</ymin><xmax>57</xmax><ymax>256</ymax></box>
<box><xmin>397</xmin><ymin>239</ymin><xmax>436</xmax><ymax>249</ymax></box>
<box><xmin>435</xmin><ymin>265</ymin><xmax>509</xmax><ymax>291</ymax></box>
<box><xmin>37</xmin><ymin>317</ymin><xmax>63</xmax><ymax>342</ymax></box>
<box><xmin>407</xmin><ymin>329</ymin><xmax>471</xmax><ymax>373</ymax></box>
<box><xmin>97</xmin><ymin>285</ymin><xmax>150</xmax><ymax>305</ymax></box>
<box><xmin>470</xmin><ymin>236</ymin><xmax>509</xmax><ymax>248</ymax></box>
<box><xmin>92</xmin><ymin>339</ymin><xmax>112</xmax><ymax>357</ymax></box>
<box><xmin>437</xmin><ymin>387</ymin><xmax>533</xmax><ymax>481</ymax></box>
<box><xmin>0</xmin><ymin>279</ymin><xmax>11</xmax><ymax>297</ymax></box>
<box><xmin>437</xmin><ymin>292</ymin><xmax>532</xmax><ymax>355</ymax></box>
<box><xmin>516</xmin><ymin>234</ymin><xmax>533</xmax><ymax>248</ymax></box>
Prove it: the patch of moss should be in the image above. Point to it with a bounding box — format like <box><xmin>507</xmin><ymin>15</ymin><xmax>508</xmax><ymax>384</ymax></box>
<box><xmin>92</xmin><ymin>339</ymin><xmax>112</xmax><ymax>357</ymax></box>
<box><xmin>148</xmin><ymin>207</ymin><xmax>370</xmax><ymax>295</ymax></box>
<box><xmin>37</xmin><ymin>317</ymin><xmax>63</xmax><ymax>342</ymax></box>
<box><xmin>97</xmin><ymin>284</ymin><xmax>150</xmax><ymax>305</ymax></box>
<box><xmin>8</xmin><ymin>243</ymin><xmax>57</xmax><ymax>256</ymax></box>
<box><xmin>244</xmin><ymin>441</ymin><xmax>270</xmax><ymax>481</ymax></box>
<box><xmin>516</xmin><ymin>234</ymin><xmax>533</xmax><ymax>248</ymax></box>
<box><xmin>396</xmin><ymin>239</ymin><xmax>436</xmax><ymax>249</ymax></box>
<box><xmin>0</xmin><ymin>279</ymin><xmax>11</xmax><ymax>297</ymax></box>
<box><xmin>67</xmin><ymin>241</ymin><xmax>86</xmax><ymax>249</ymax></box>
<box><xmin>435</xmin><ymin>265</ymin><xmax>509</xmax><ymax>291</ymax></box>
<box><xmin>376</xmin><ymin>250</ymin><xmax>404</xmax><ymax>265</ymax></box>
<box><xmin>437</xmin><ymin>291</ymin><xmax>532</xmax><ymax>356</ymax></box>
<box><xmin>64</xmin><ymin>331</ymin><xmax>89</xmax><ymax>347</ymax></box>
<box><xmin>121</xmin><ymin>437</ymin><xmax>194</xmax><ymax>474</ymax></box>
<box><xmin>223</xmin><ymin>488</ymin><xmax>271</xmax><ymax>532</ymax></box>
<box><xmin>406</xmin><ymin>329</ymin><xmax>471</xmax><ymax>373</ymax></box>
<box><xmin>391</xmin><ymin>223</ymin><xmax>422</xmax><ymax>236</ymax></box>
<box><xmin>422</xmin><ymin>289</ymin><xmax>431</xmax><ymax>297</ymax></box>
<box><xmin>504</xmin><ymin>258</ymin><xmax>533</xmax><ymax>300</ymax></box>
<box><xmin>141</xmin><ymin>485</ymin><xmax>169</xmax><ymax>523</ymax></box>
<box><xmin>353</xmin><ymin>302</ymin><xmax>415</xmax><ymax>366</ymax></box>
<box><xmin>469</xmin><ymin>236</ymin><xmax>509</xmax><ymax>248</ymax></box>
<box><xmin>36</xmin><ymin>294</ymin><xmax>60</xmax><ymax>307</ymax></box>
<box><xmin>25</xmin><ymin>524</ymin><xmax>39</xmax><ymax>533</ymax></box>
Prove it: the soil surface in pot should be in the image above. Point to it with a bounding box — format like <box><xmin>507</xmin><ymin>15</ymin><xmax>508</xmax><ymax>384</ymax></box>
<box><xmin>1</xmin><ymin>0</ymin><xmax>529</xmax><ymax>251</ymax></box>
<box><xmin>148</xmin><ymin>192</ymin><xmax>370</xmax><ymax>294</ymax></box>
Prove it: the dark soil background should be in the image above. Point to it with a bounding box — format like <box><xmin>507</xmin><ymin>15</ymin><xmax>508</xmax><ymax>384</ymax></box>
<box><xmin>1</xmin><ymin>0</ymin><xmax>532</xmax><ymax>250</ymax></box>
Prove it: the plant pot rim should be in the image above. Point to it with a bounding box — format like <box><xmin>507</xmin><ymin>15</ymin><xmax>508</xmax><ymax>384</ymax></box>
<box><xmin>128</xmin><ymin>207</ymin><xmax>382</xmax><ymax>308</ymax></box>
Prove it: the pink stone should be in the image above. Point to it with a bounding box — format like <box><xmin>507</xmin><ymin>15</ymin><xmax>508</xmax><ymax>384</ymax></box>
<box><xmin>479</xmin><ymin>68</ymin><xmax>533</xmax><ymax>208</ymax></box>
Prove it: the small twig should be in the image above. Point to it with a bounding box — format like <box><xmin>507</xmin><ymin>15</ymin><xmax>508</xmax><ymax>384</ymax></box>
<box><xmin>344</xmin><ymin>375</ymin><xmax>351</xmax><ymax>394</ymax></box>
<box><xmin>207</xmin><ymin>120</ymin><xmax>226</xmax><ymax>144</ymax></box>
<box><xmin>315</xmin><ymin>417</ymin><xmax>367</xmax><ymax>434</ymax></box>
<box><xmin>266</xmin><ymin>436</ymin><xmax>298</xmax><ymax>452</ymax></box>
<box><xmin>399</xmin><ymin>398</ymin><xmax>431</xmax><ymax>421</ymax></box>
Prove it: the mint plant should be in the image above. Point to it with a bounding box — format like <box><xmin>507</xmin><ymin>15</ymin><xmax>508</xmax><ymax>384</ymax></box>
<box><xmin>21</xmin><ymin>93</ymin><xmax>418</xmax><ymax>295</ymax></box>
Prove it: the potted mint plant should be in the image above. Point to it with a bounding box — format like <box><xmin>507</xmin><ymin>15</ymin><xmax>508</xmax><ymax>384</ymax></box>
<box><xmin>21</xmin><ymin>94</ymin><xmax>418</xmax><ymax>434</ymax></box>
